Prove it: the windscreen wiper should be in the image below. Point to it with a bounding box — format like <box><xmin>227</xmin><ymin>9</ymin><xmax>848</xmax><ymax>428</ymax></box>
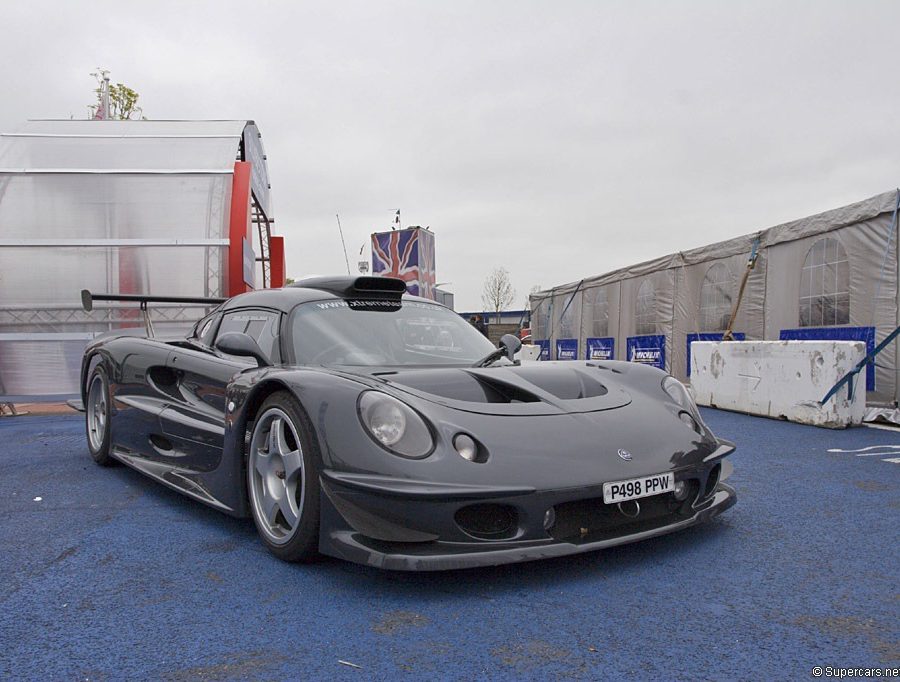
<box><xmin>472</xmin><ymin>334</ymin><xmax>523</xmax><ymax>368</ymax></box>
<box><xmin>472</xmin><ymin>348</ymin><xmax>506</xmax><ymax>368</ymax></box>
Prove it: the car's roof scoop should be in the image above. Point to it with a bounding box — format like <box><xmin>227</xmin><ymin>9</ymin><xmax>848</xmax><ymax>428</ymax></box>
<box><xmin>290</xmin><ymin>276</ymin><xmax>407</xmax><ymax>300</ymax></box>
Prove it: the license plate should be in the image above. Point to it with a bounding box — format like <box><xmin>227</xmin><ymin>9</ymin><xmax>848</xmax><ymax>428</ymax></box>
<box><xmin>603</xmin><ymin>472</ymin><xmax>674</xmax><ymax>504</ymax></box>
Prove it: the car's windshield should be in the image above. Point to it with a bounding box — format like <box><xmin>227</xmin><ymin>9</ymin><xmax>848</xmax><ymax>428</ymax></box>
<box><xmin>289</xmin><ymin>299</ymin><xmax>497</xmax><ymax>367</ymax></box>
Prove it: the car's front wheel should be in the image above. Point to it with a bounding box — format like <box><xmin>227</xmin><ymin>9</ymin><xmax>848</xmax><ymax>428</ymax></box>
<box><xmin>85</xmin><ymin>365</ymin><xmax>115</xmax><ymax>466</ymax></box>
<box><xmin>247</xmin><ymin>393</ymin><xmax>320</xmax><ymax>562</ymax></box>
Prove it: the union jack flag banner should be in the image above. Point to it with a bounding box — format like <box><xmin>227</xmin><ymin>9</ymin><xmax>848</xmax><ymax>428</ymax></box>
<box><xmin>371</xmin><ymin>227</ymin><xmax>436</xmax><ymax>299</ymax></box>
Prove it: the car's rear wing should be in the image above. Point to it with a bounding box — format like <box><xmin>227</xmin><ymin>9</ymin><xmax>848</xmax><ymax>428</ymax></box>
<box><xmin>80</xmin><ymin>289</ymin><xmax>226</xmax><ymax>337</ymax></box>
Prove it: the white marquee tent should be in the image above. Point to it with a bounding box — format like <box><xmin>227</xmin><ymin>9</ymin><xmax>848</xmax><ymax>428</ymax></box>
<box><xmin>531</xmin><ymin>190</ymin><xmax>900</xmax><ymax>404</ymax></box>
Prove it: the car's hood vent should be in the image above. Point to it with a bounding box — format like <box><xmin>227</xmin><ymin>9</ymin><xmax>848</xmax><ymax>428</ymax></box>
<box><xmin>378</xmin><ymin>364</ymin><xmax>630</xmax><ymax>415</ymax></box>
<box><xmin>505</xmin><ymin>366</ymin><xmax>608</xmax><ymax>400</ymax></box>
<box><xmin>385</xmin><ymin>369</ymin><xmax>543</xmax><ymax>404</ymax></box>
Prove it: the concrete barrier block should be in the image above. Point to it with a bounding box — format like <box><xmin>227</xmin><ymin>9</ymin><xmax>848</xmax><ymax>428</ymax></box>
<box><xmin>690</xmin><ymin>341</ymin><xmax>866</xmax><ymax>428</ymax></box>
<box><xmin>518</xmin><ymin>344</ymin><xmax>542</xmax><ymax>362</ymax></box>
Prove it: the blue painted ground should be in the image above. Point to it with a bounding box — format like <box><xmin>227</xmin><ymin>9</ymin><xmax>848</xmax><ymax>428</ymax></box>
<box><xmin>0</xmin><ymin>409</ymin><xmax>897</xmax><ymax>681</ymax></box>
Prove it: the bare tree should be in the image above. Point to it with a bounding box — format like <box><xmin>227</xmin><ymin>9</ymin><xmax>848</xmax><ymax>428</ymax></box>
<box><xmin>481</xmin><ymin>267</ymin><xmax>516</xmax><ymax>324</ymax></box>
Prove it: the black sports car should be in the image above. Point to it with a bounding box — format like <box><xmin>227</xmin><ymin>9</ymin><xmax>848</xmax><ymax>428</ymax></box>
<box><xmin>80</xmin><ymin>276</ymin><xmax>736</xmax><ymax>570</ymax></box>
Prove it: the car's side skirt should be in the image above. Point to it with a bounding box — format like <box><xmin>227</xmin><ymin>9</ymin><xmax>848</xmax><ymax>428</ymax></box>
<box><xmin>111</xmin><ymin>447</ymin><xmax>236</xmax><ymax>514</ymax></box>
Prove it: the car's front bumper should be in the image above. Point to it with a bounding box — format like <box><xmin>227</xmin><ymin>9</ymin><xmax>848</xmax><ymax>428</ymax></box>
<box><xmin>318</xmin><ymin>473</ymin><xmax>737</xmax><ymax>571</ymax></box>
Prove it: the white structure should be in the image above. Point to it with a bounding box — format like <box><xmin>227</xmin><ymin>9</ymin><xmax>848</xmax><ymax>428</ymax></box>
<box><xmin>0</xmin><ymin>119</ymin><xmax>275</xmax><ymax>401</ymax></box>
<box><xmin>691</xmin><ymin>341</ymin><xmax>867</xmax><ymax>428</ymax></box>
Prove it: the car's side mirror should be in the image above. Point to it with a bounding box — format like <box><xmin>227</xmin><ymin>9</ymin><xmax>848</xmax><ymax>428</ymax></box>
<box><xmin>499</xmin><ymin>333</ymin><xmax>522</xmax><ymax>362</ymax></box>
<box><xmin>214</xmin><ymin>332</ymin><xmax>269</xmax><ymax>367</ymax></box>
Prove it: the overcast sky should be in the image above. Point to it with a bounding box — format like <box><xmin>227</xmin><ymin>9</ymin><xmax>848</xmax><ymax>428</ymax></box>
<box><xmin>3</xmin><ymin>0</ymin><xmax>899</xmax><ymax>311</ymax></box>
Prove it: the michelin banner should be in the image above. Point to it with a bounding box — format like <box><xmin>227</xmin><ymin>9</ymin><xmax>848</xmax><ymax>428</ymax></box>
<box><xmin>585</xmin><ymin>337</ymin><xmax>615</xmax><ymax>361</ymax></box>
<box><xmin>626</xmin><ymin>335</ymin><xmax>666</xmax><ymax>371</ymax></box>
<box><xmin>535</xmin><ymin>339</ymin><xmax>550</xmax><ymax>361</ymax></box>
<box><xmin>556</xmin><ymin>339</ymin><xmax>578</xmax><ymax>360</ymax></box>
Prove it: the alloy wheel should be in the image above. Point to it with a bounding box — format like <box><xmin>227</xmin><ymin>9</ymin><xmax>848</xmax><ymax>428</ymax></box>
<box><xmin>86</xmin><ymin>373</ymin><xmax>108</xmax><ymax>452</ymax></box>
<box><xmin>248</xmin><ymin>408</ymin><xmax>306</xmax><ymax>545</ymax></box>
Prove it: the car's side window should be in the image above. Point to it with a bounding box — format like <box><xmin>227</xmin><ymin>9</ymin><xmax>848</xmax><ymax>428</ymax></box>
<box><xmin>216</xmin><ymin>309</ymin><xmax>281</xmax><ymax>363</ymax></box>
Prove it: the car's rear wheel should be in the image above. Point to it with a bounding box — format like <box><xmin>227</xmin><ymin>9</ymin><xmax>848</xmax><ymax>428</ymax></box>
<box><xmin>247</xmin><ymin>392</ymin><xmax>320</xmax><ymax>562</ymax></box>
<box><xmin>85</xmin><ymin>365</ymin><xmax>115</xmax><ymax>466</ymax></box>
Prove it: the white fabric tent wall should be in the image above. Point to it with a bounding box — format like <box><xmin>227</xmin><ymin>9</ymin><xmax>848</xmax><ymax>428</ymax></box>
<box><xmin>616</xmin><ymin>269</ymin><xmax>676</xmax><ymax>371</ymax></box>
<box><xmin>670</xmin><ymin>249</ymin><xmax>767</xmax><ymax>380</ymax></box>
<box><xmin>579</xmin><ymin>281</ymin><xmax>622</xmax><ymax>356</ymax></box>
<box><xmin>762</xmin><ymin>215</ymin><xmax>897</xmax><ymax>403</ymax></box>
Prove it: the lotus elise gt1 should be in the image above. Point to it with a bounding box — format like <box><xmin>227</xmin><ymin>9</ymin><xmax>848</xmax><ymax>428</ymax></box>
<box><xmin>80</xmin><ymin>276</ymin><xmax>736</xmax><ymax>570</ymax></box>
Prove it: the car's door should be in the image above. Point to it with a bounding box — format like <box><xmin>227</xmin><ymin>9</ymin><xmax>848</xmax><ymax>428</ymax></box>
<box><xmin>156</xmin><ymin>308</ymin><xmax>282</xmax><ymax>472</ymax></box>
<box><xmin>109</xmin><ymin>336</ymin><xmax>180</xmax><ymax>459</ymax></box>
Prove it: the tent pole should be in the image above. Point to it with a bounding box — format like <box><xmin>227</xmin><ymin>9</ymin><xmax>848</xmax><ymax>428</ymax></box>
<box><xmin>723</xmin><ymin>237</ymin><xmax>760</xmax><ymax>341</ymax></box>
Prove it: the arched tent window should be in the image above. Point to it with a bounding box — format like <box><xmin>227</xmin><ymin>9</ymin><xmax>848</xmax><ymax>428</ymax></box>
<box><xmin>635</xmin><ymin>280</ymin><xmax>656</xmax><ymax>335</ymax></box>
<box><xmin>700</xmin><ymin>263</ymin><xmax>733</xmax><ymax>331</ymax></box>
<box><xmin>800</xmin><ymin>237</ymin><xmax>850</xmax><ymax>327</ymax></box>
<box><xmin>591</xmin><ymin>288</ymin><xmax>609</xmax><ymax>337</ymax></box>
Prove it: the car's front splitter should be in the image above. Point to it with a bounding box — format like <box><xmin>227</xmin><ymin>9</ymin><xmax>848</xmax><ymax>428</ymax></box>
<box><xmin>319</xmin><ymin>483</ymin><xmax>736</xmax><ymax>571</ymax></box>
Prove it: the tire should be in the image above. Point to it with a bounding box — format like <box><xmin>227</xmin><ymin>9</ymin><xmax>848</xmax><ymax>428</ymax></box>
<box><xmin>246</xmin><ymin>392</ymin><xmax>321</xmax><ymax>562</ymax></box>
<box><xmin>85</xmin><ymin>364</ymin><xmax>115</xmax><ymax>466</ymax></box>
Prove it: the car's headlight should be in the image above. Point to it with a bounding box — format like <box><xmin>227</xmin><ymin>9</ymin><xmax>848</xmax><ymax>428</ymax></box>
<box><xmin>358</xmin><ymin>391</ymin><xmax>434</xmax><ymax>458</ymax></box>
<box><xmin>662</xmin><ymin>376</ymin><xmax>705</xmax><ymax>432</ymax></box>
<box><xmin>662</xmin><ymin>375</ymin><xmax>694</xmax><ymax>409</ymax></box>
